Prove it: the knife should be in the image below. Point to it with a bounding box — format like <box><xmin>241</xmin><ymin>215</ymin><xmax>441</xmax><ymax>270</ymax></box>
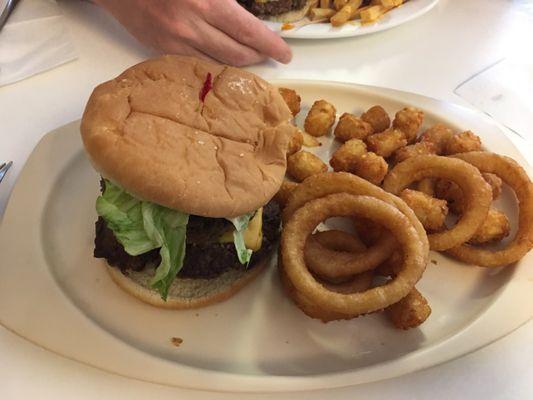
<box><xmin>0</xmin><ymin>0</ymin><xmax>20</xmax><ymax>32</ymax></box>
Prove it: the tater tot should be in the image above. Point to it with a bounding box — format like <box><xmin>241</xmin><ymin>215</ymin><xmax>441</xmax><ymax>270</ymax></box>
<box><xmin>392</xmin><ymin>141</ymin><xmax>437</xmax><ymax>164</ymax></box>
<box><xmin>417</xmin><ymin>178</ymin><xmax>436</xmax><ymax>197</ymax></box>
<box><xmin>287</xmin><ymin>151</ymin><xmax>328</xmax><ymax>182</ymax></box>
<box><xmin>352</xmin><ymin>152</ymin><xmax>388</xmax><ymax>185</ymax></box>
<box><xmin>419</xmin><ymin>124</ymin><xmax>454</xmax><ymax>154</ymax></box>
<box><xmin>278</xmin><ymin>87</ymin><xmax>301</xmax><ymax>117</ymax></box>
<box><xmin>302</xmin><ymin>131</ymin><xmax>322</xmax><ymax>147</ymax></box>
<box><xmin>386</xmin><ymin>288</ymin><xmax>431</xmax><ymax>330</ymax></box>
<box><xmin>304</xmin><ymin>100</ymin><xmax>337</xmax><ymax>137</ymax></box>
<box><xmin>286</xmin><ymin>129</ymin><xmax>303</xmax><ymax>155</ymax></box>
<box><xmin>273</xmin><ymin>180</ymin><xmax>299</xmax><ymax>208</ymax></box>
<box><xmin>365</xmin><ymin>128</ymin><xmax>407</xmax><ymax>158</ymax></box>
<box><xmin>482</xmin><ymin>173</ymin><xmax>503</xmax><ymax>200</ymax></box>
<box><xmin>329</xmin><ymin>138</ymin><xmax>367</xmax><ymax>172</ymax></box>
<box><xmin>436</xmin><ymin>174</ymin><xmax>500</xmax><ymax>214</ymax></box>
<box><xmin>400</xmin><ymin>189</ymin><xmax>449</xmax><ymax>231</ymax></box>
<box><xmin>434</xmin><ymin>179</ymin><xmax>464</xmax><ymax>214</ymax></box>
<box><xmin>445</xmin><ymin>130</ymin><xmax>482</xmax><ymax>155</ymax></box>
<box><xmin>333</xmin><ymin>113</ymin><xmax>373</xmax><ymax>142</ymax></box>
<box><xmin>393</xmin><ymin>107</ymin><xmax>424</xmax><ymax>143</ymax></box>
<box><xmin>468</xmin><ymin>208</ymin><xmax>511</xmax><ymax>244</ymax></box>
<box><xmin>361</xmin><ymin>105</ymin><xmax>390</xmax><ymax>133</ymax></box>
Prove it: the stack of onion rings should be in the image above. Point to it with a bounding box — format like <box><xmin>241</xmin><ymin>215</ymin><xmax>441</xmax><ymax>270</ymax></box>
<box><xmin>279</xmin><ymin>173</ymin><xmax>429</xmax><ymax>322</ymax></box>
<box><xmin>283</xmin><ymin>172</ymin><xmax>429</xmax><ymax>262</ymax></box>
<box><xmin>281</xmin><ymin>230</ymin><xmax>375</xmax><ymax>322</ymax></box>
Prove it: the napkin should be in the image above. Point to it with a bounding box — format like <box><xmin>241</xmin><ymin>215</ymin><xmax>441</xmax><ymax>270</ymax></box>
<box><xmin>0</xmin><ymin>0</ymin><xmax>77</xmax><ymax>86</ymax></box>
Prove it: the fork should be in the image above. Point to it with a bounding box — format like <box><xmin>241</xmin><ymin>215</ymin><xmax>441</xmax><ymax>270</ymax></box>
<box><xmin>0</xmin><ymin>161</ymin><xmax>13</xmax><ymax>184</ymax></box>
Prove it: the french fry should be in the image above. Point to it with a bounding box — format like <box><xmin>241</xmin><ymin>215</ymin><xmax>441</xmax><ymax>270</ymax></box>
<box><xmin>370</xmin><ymin>0</ymin><xmax>402</xmax><ymax>5</ymax></box>
<box><xmin>381</xmin><ymin>0</ymin><xmax>403</xmax><ymax>6</ymax></box>
<box><xmin>331</xmin><ymin>0</ymin><xmax>363</xmax><ymax>26</ymax></box>
<box><xmin>354</xmin><ymin>5</ymin><xmax>371</xmax><ymax>18</ymax></box>
<box><xmin>360</xmin><ymin>5</ymin><xmax>391</xmax><ymax>24</ymax></box>
<box><xmin>309</xmin><ymin>7</ymin><xmax>337</xmax><ymax>21</ymax></box>
<box><xmin>281</xmin><ymin>18</ymin><xmax>329</xmax><ymax>31</ymax></box>
<box><xmin>320</xmin><ymin>0</ymin><xmax>332</xmax><ymax>8</ymax></box>
<box><xmin>333</xmin><ymin>0</ymin><xmax>349</xmax><ymax>11</ymax></box>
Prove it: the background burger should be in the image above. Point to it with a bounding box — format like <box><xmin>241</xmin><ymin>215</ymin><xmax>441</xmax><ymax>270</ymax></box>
<box><xmin>81</xmin><ymin>55</ymin><xmax>294</xmax><ymax>309</ymax></box>
<box><xmin>238</xmin><ymin>0</ymin><xmax>319</xmax><ymax>22</ymax></box>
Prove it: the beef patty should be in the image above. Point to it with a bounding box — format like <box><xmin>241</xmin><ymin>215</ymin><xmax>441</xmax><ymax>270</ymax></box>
<box><xmin>94</xmin><ymin>201</ymin><xmax>281</xmax><ymax>279</ymax></box>
<box><xmin>238</xmin><ymin>0</ymin><xmax>308</xmax><ymax>16</ymax></box>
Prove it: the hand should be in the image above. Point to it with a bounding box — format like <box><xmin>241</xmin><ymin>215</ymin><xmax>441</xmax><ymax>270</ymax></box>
<box><xmin>94</xmin><ymin>0</ymin><xmax>293</xmax><ymax>66</ymax></box>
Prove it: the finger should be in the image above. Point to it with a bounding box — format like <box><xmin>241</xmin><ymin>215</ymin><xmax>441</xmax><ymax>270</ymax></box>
<box><xmin>157</xmin><ymin>40</ymin><xmax>218</xmax><ymax>64</ymax></box>
<box><xmin>205</xmin><ymin>1</ymin><xmax>292</xmax><ymax>64</ymax></box>
<box><xmin>182</xmin><ymin>20</ymin><xmax>267</xmax><ymax>67</ymax></box>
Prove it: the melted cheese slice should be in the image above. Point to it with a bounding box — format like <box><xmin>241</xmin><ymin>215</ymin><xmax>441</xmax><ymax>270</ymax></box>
<box><xmin>219</xmin><ymin>208</ymin><xmax>263</xmax><ymax>251</ymax></box>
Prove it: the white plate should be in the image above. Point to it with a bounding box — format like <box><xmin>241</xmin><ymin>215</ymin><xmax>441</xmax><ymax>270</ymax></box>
<box><xmin>0</xmin><ymin>81</ymin><xmax>532</xmax><ymax>393</ymax></box>
<box><xmin>266</xmin><ymin>0</ymin><xmax>439</xmax><ymax>39</ymax></box>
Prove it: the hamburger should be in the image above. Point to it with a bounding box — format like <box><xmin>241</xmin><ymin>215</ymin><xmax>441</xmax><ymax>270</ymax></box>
<box><xmin>238</xmin><ymin>0</ymin><xmax>318</xmax><ymax>22</ymax></box>
<box><xmin>81</xmin><ymin>55</ymin><xmax>294</xmax><ymax>308</ymax></box>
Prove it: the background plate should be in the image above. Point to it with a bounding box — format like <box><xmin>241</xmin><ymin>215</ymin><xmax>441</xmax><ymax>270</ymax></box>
<box><xmin>0</xmin><ymin>81</ymin><xmax>531</xmax><ymax>393</ymax></box>
<box><xmin>266</xmin><ymin>0</ymin><xmax>439</xmax><ymax>39</ymax></box>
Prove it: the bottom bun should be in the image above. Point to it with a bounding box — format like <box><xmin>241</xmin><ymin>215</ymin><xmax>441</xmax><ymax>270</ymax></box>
<box><xmin>106</xmin><ymin>259</ymin><xmax>268</xmax><ymax>309</ymax></box>
<box><xmin>266</xmin><ymin>0</ymin><xmax>318</xmax><ymax>23</ymax></box>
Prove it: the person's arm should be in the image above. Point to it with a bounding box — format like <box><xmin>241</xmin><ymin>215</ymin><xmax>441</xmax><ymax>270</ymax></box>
<box><xmin>93</xmin><ymin>0</ymin><xmax>292</xmax><ymax>66</ymax></box>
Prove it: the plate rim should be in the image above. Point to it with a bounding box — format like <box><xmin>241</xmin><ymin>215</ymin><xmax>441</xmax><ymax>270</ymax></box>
<box><xmin>266</xmin><ymin>0</ymin><xmax>440</xmax><ymax>39</ymax></box>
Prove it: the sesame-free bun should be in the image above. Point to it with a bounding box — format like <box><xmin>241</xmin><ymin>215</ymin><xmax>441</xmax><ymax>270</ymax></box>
<box><xmin>81</xmin><ymin>55</ymin><xmax>294</xmax><ymax>218</ymax></box>
<box><xmin>106</xmin><ymin>259</ymin><xmax>267</xmax><ymax>309</ymax></box>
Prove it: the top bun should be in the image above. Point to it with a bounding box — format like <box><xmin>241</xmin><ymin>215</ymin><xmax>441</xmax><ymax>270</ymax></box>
<box><xmin>81</xmin><ymin>55</ymin><xmax>294</xmax><ymax>218</ymax></box>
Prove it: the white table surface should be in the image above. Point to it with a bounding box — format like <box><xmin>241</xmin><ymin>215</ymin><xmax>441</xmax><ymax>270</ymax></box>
<box><xmin>1</xmin><ymin>0</ymin><xmax>532</xmax><ymax>398</ymax></box>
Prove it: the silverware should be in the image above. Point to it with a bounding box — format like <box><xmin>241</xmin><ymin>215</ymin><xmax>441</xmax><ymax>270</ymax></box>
<box><xmin>0</xmin><ymin>0</ymin><xmax>20</xmax><ymax>32</ymax></box>
<box><xmin>0</xmin><ymin>161</ymin><xmax>13</xmax><ymax>184</ymax></box>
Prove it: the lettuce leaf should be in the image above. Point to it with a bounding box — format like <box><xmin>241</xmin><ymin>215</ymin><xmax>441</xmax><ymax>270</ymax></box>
<box><xmin>226</xmin><ymin>212</ymin><xmax>254</xmax><ymax>265</ymax></box>
<box><xmin>142</xmin><ymin>202</ymin><xmax>188</xmax><ymax>299</ymax></box>
<box><xmin>95</xmin><ymin>183</ymin><xmax>156</xmax><ymax>256</ymax></box>
<box><xmin>96</xmin><ymin>180</ymin><xmax>189</xmax><ymax>300</ymax></box>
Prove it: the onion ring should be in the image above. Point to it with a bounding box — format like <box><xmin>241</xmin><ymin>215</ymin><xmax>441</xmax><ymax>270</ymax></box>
<box><xmin>280</xmin><ymin>261</ymin><xmax>375</xmax><ymax>322</ymax></box>
<box><xmin>281</xmin><ymin>193</ymin><xmax>428</xmax><ymax>316</ymax></box>
<box><xmin>383</xmin><ymin>155</ymin><xmax>492</xmax><ymax>251</ymax></box>
<box><xmin>446</xmin><ymin>152</ymin><xmax>533</xmax><ymax>267</ymax></box>
<box><xmin>305</xmin><ymin>230</ymin><xmax>367</xmax><ymax>283</ymax></box>
<box><xmin>375</xmin><ymin>250</ymin><xmax>404</xmax><ymax>277</ymax></box>
<box><xmin>319</xmin><ymin>271</ymin><xmax>374</xmax><ymax>294</ymax></box>
<box><xmin>309</xmin><ymin>229</ymin><xmax>366</xmax><ymax>253</ymax></box>
<box><xmin>279</xmin><ymin>264</ymin><xmax>352</xmax><ymax>322</ymax></box>
<box><xmin>305</xmin><ymin>230</ymin><xmax>374</xmax><ymax>285</ymax></box>
<box><xmin>352</xmin><ymin>217</ymin><xmax>385</xmax><ymax>246</ymax></box>
<box><xmin>305</xmin><ymin>230</ymin><xmax>396</xmax><ymax>280</ymax></box>
<box><xmin>283</xmin><ymin>172</ymin><xmax>429</xmax><ymax>270</ymax></box>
